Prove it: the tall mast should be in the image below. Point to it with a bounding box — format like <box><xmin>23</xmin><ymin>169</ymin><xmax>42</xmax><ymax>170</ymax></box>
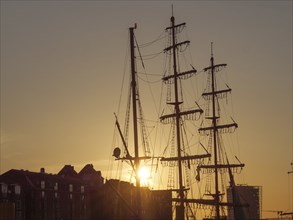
<box><xmin>198</xmin><ymin>44</ymin><xmax>245</xmax><ymax>219</ymax></box>
<box><xmin>161</xmin><ymin>14</ymin><xmax>209</xmax><ymax>220</ymax></box>
<box><xmin>210</xmin><ymin>43</ymin><xmax>221</xmax><ymax>219</ymax></box>
<box><xmin>171</xmin><ymin>15</ymin><xmax>185</xmax><ymax>219</ymax></box>
<box><xmin>129</xmin><ymin>25</ymin><xmax>140</xmax><ymax>189</ymax></box>
<box><xmin>129</xmin><ymin>25</ymin><xmax>142</xmax><ymax>220</ymax></box>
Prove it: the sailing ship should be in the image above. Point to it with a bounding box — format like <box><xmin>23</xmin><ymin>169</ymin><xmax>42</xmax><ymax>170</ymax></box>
<box><xmin>109</xmin><ymin>12</ymin><xmax>246</xmax><ymax>220</ymax></box>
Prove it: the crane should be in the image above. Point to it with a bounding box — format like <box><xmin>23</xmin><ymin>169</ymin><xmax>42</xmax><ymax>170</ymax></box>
<box><xmin>263</xmin><ymin>210</ymin><xmax>283</xmax><ymax>219</ymax></box>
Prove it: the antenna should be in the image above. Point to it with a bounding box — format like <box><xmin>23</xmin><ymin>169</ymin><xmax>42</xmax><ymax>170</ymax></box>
<box><xmin>171</xmin><ymin>4</ymin><xmax>174</xmax><ymax>17</ymax></box>
<box><xmin>211</xmin><ymin>42</ymin><xmax>214</xmax><ymax>57</ymax></box>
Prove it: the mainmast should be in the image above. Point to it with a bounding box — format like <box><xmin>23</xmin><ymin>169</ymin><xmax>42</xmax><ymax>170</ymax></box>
<box><xmin>171</xmin><ymin>15</ymin><xmax>185</xmax><ymax>219</ymax></box>
<box><xmin>210</xmin><ymin>43</ymin><xmax>221</xmax><ymax>219</ymax></box>
<box><xmin>161</xmin><ymin>15</ymin><xmax>210</xmax><ymax>220</ymax></box>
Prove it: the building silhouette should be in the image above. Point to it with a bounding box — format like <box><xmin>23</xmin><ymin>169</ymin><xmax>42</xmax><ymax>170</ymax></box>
<box><xmin>227</xmin><ymin>185</ymin><xmax>262</xmax><ymax>220</ymax></box>
<box><xmin>0</xmin><ymin>164</ymin><xmax>172</xmax><ymax>220</ymax></box>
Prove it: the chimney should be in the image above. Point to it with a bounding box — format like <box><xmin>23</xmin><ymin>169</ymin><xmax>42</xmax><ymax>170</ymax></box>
<box><xmin>40</xmin><ymin>168</ymin><xmax>45</xmax><ymax>174</ymax></box>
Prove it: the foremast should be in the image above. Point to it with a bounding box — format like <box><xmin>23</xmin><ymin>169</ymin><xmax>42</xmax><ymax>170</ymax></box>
<box><xmin>160</xmin><ymin>15</ymin><xmax>210</xmax><ymax>220</ymax></box>
<box><xmin>198</xmin><ymin>44</ymin><xmax>245</xmax><ymax>219</ymax></box>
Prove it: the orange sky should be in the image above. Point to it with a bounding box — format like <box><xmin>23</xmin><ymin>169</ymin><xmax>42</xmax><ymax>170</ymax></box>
<box><xmin>0</xmin><ymin>1</ymin><xmax>292</xmax><ymax>218</ymax></box>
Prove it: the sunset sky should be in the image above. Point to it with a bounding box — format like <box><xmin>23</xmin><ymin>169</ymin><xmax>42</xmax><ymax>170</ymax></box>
<box><xmin>1</xmin><ymin>1</ymin><xmax>292</xmax><ymax>218</ymax></box>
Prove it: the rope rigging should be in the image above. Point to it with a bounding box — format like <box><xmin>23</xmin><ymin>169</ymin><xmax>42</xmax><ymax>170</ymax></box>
<box><xmin>108</xmin><ymin>15</ymin><xmax>245</xmax><ymax>220</ymax></box>
<box><xmin>138</xmin><ymin>30</ymin><xmax>166</xmax><ymax>48</ymax></box>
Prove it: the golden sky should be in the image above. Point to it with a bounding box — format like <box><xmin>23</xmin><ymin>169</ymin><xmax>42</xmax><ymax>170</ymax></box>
<box><xmin>1</xmin><ymin>1</ymin><xmax>292</xmax><ymax>218</ymax></box>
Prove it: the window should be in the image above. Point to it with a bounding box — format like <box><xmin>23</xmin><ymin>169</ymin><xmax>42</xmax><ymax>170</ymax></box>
<box><xmin>54</xmin><ymin>183</ymin><xmax>58</xmax><ymax>191</ymax></box>
<box><xmin>15</xmin><ymin>185</ymin><xmax>21</xmax><ymax>195</ymax></box>
<box><xmin>69</xmin><ymin>184</ymin><xmax>73</xmax><ymax>192</ymax></box>
<box><xmin>41</xmin><ymin>181</ymin><xmax>45</xmax><ymax>189</ymax></box>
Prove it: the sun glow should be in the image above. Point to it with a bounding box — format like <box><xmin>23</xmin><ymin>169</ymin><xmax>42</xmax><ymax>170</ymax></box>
<box><xmin>138</xmin><ymin>166</ymin><xmax>151</xmax><ymax>186</ymax></box>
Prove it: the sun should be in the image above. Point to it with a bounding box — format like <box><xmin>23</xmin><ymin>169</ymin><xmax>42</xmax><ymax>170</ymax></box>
<box><xmin>138</xmin><ymin>166</ymin><xmax>150</xmax><ymax>186</ymax></box>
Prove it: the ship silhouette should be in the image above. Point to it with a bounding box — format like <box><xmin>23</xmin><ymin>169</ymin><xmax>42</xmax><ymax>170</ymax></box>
<box><xmin>109</xmin><ymin>10</ymin><xmax>255</xmax><ymax>220</ymax></box>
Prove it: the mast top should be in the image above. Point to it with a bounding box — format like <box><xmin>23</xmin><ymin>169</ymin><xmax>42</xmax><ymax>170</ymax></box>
<box><xmin>171</xmin><ymin>4</ymin><xmax>174</xmax><ymax>22</ymax></box>
<box><xmin>210</xmin><ymin>42</ymin><xmax>214</xmax><ymax>62</ymax></box>
<box><xmin>130</xmin><ymin>23</ymin><xmax>137</xmax><ymax>30</ymax></box>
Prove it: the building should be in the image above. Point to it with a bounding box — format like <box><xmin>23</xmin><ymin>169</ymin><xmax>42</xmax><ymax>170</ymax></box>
<box><xmin>0</xmin><ymin>182</ymin><xmax>21</xmax><ymax>219</ymax></box>
<box><xmin>227</xmin><ymin>185</ymin><xmax>262</xmax><ymax>220</ymax></box>
<box><xmin>0</xmin><ymin>164</ymin><xmax>104</xmax><ymax>220</ymax></box>
<box><xmin>0</xmin><ymin>165</ymin><xmax>172</xmax><ymax>220</ymax></box>
<box><xmin>99</xmin><ymin>179</ymin><xmax>172</xmax><ymax>220</ymax></box>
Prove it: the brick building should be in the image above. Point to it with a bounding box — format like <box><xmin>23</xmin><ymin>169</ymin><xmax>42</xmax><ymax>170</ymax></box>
<box><xmin>0</xmin><ymin>164</ymin><xmax>103</xmax><ymax>220</ymax></box>
<box><xmin>0</xmin><ymin>164</ymin><xmax>172</xmax><ymax>220</ymax></box>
